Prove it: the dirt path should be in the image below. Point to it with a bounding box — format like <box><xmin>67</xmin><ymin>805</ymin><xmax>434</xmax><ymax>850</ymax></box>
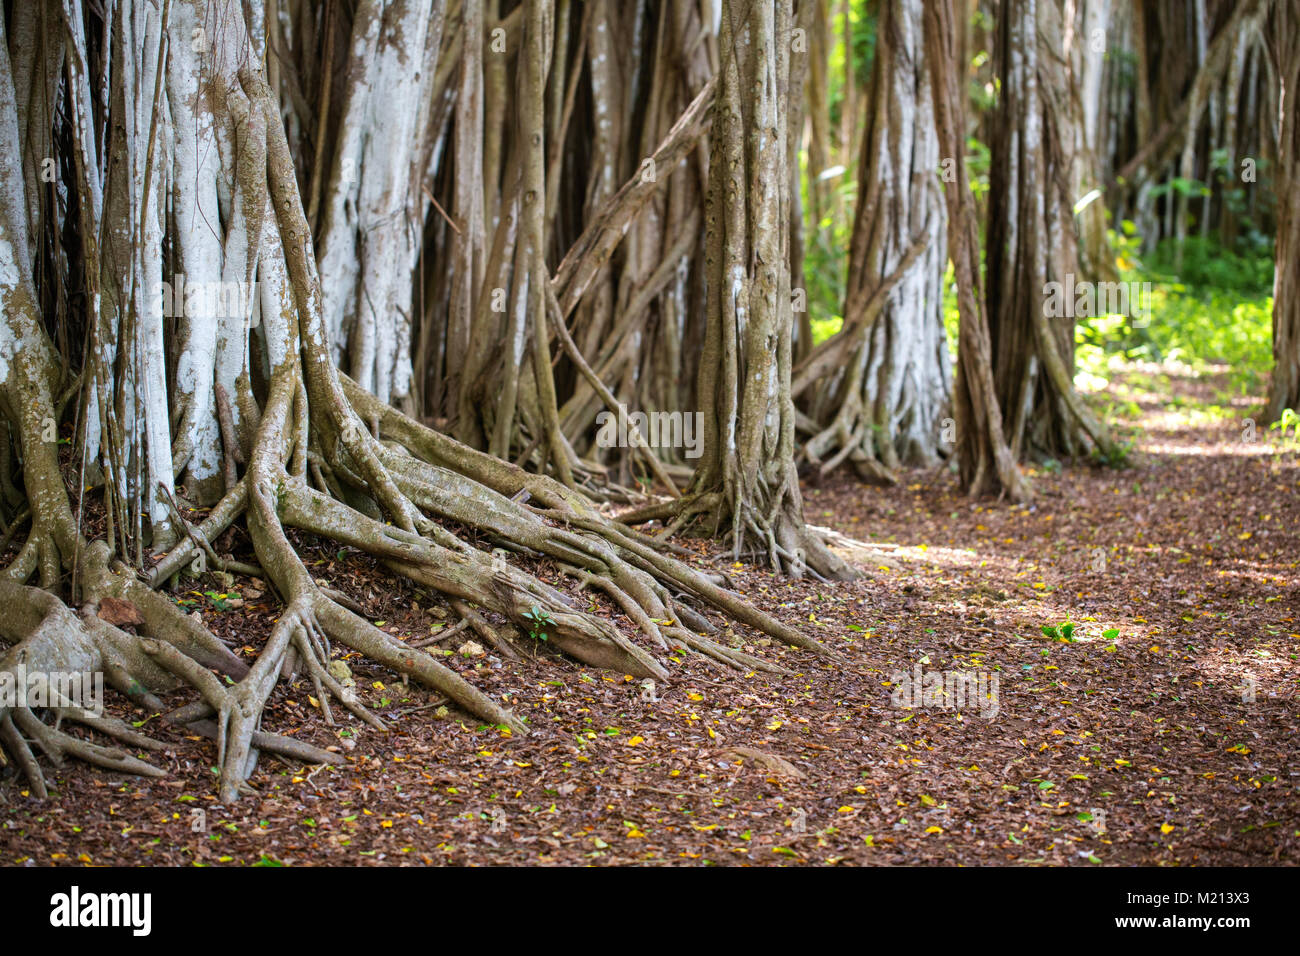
<box><xmin>3</xmin><ymin>367</ymin><xmax>1296</xmax><ymax>866</ymax></box>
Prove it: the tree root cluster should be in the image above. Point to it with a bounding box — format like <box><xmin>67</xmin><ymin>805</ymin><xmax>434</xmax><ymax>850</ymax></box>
<box><xmin>0</xmin><ymin>69</ymin><xmax>827</xmax><ymax>803</ymax></box>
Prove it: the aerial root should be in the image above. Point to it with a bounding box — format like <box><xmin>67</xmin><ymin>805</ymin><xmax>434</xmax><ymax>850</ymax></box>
<box><xmin>136</xmin><ymin>593</ymin><xmax>338</xmax><ymax>800</ymax></box>
<box><xmin>302</xmin><ymin>443</ymin><xmax>821</xmax><ymax>672</ymax></box>
<box><xmin>410</xmin><ymin>614</ymin><xmax>473</xmax><ymax>648</ymax></box>
<box><xmin>0</xmin><ymin>702</ymin><xmax>166</xmax><ymax>800</ymax></box>
<box><xmin>311</xmin><ymin>596</ymin><xmax>528</xmax><ymax>733</ymax></box>
<box><xmin>340</xmin><ymin>375</ymin><xmax>823</xmax><ymax>655</ymax></box>
<box><xmin>287</xmin><ymin>613</ymin><xmax>386</xmax><ymax>731</ymax></box>
<box><xmin>310</xmin><ymin>425</ymin><xmax>826</xmax><ymax>670</ymax></box>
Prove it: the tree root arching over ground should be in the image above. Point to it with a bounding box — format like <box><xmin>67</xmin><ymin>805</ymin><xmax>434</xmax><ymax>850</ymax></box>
<box><xmin>0</xmin><ymin>69</ymin><xmax>825</xmax><ymax>804</ymax></box>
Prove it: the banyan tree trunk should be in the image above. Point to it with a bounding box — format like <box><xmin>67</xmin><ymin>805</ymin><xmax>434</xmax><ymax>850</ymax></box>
<box><xmin>684</xmin><ymin>0</ymin><xmax>855</xmax><ymax>580</ymax></box>
<box><xmin>985</xmin><ymin>0</ymin><xmax>1115</xmax><ymax>463</ymax></box>
<box><xmin>1265</xmin><ymin>0</ymin><xmax>1300</xmax><ymax>424</ymax></box>
<box><xmin>0</xmin><ymin>0</ymin><xmax>823</xmax><ymax>804</ymax></box>
<box><xmin>923</xmin><ymin>0</ymin><xmax>1028</xmax><ymax>500</ymax></box>
<box><xmin>797</xmin><ymin>0</ymin><xmax>952</xmax><ymax>485</ymax></box>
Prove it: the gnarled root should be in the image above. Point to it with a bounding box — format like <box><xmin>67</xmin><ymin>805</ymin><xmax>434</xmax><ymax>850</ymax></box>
<box><xmin>0</xmin><ymin>580</ymin><xmax>176</xmax><ymax>796</ymax></box>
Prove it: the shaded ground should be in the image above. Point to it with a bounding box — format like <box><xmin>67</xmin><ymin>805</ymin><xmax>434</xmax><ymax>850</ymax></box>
<box><xmin>2</xmin><ymin>364</ymin><xmax>1296</xmax><ymax>866</ymax></box>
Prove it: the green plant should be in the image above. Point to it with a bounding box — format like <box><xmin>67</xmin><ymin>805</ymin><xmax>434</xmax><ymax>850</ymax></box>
<box><xmin>522</xmin><ymin>605</ymin><xmax>555</xmax><ymax>642</ymax></box>
<box><xmin>1270</xmin><ymin>408</ymin><xmax>1300</xmax><ymax>443</ymax></box>
<box><xmin>1147</xmin><ymin>236</ymin><xmax>1274</xmax><ymax>294</ymax></box>
<box><xmin>1041</xmin><ymin>620</ymin><xmax>1078</xmax><ymax>642</ymax></box>
<box><xmin>203</xmin><ymin>591</ymin><xmax>231</xmax><ymax>611</ymax></box>
<box><xmin>1090</xmin><ymin>439</ymin><xmax>1134</xmax><ymax>470</ymax></box>
<box><xmin>1149</xmin><ymin>176</ymin><xmax>1210</xmax><ymax>204</ymax></box>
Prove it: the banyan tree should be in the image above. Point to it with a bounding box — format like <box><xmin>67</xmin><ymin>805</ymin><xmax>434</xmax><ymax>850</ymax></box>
<box><xmin>0</xmin><ymin>0</ymin><xmax>827</xmax><ymax>801</ymax></box>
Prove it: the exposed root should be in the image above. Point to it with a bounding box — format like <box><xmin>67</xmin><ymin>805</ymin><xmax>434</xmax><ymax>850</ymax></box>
<box><xmin>12</xmin><ymin>705</ymin><xmax>164</xmax><ymax>778</ymax></box>
<box><xmin>447</xmin><ymin>599</ymin><xmax>522</xmax><ymax>659</ymax></box>
<box><xmin>0</xmin><ymin>579</ymin><xmax>204</xmax><ymax>794</ymax></box>
<box><xmin>0</xmin><ymin>714</ymin><xmax>45</xmax><ymax>797</ymax></box>
<box><xmin>184</xmin><ymin>718</ymin><xmax>337</xmax><ymax>766</ymax></box>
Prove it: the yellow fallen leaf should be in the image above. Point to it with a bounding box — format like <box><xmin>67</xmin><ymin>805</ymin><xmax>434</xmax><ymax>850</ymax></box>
<box><xmin>1160</xmin><ymin>823</ymin><xmax>1174</xmax><ymax>835</ymax></box>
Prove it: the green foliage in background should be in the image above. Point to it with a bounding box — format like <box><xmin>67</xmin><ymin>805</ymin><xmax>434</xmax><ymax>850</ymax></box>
<box><xmin>1075</xmin><ymin>224</ymin><xmax>1273</xmax><ymax>397</ymax></box>
<box><xmin>801</xmin><ymin>15</ymin><xmax>1276</xmax><ymax>409</ymax></box>
<box><xmin>800</xmin><ymin>0</ymin><xmax>875</xmax><ymax>345</ymax></box>
<box><xmin>1146</xmin><ymin>235</ymin><xmax>1275</xmax><ymax>294</ymax></box>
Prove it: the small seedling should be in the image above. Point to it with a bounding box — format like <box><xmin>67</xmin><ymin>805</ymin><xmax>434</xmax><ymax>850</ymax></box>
<box><xmin>1269</xmin><ymin>408</ymin><xmax>1300</xmax><ymax>443</ymax></box>
<box><xmin>1041</xmin><ymin>620</ymin><xmax>1078</xmax><ymax>641</ymax></box>
<box><xmin>204</xmin><ymin>591</ymin><xmax>232</xmax><ymax>611</ymax></box>
<box><xmin>522</xmin><ymin>605</ymin><xmax>555</xmax><ymax>642</ymax></box>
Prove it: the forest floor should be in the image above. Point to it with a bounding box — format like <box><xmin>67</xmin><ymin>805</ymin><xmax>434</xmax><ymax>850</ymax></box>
<box><xmin>2</xmin><ymin>362</ymin><xmax>1297</xmax><ymax>866</ymax></box>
